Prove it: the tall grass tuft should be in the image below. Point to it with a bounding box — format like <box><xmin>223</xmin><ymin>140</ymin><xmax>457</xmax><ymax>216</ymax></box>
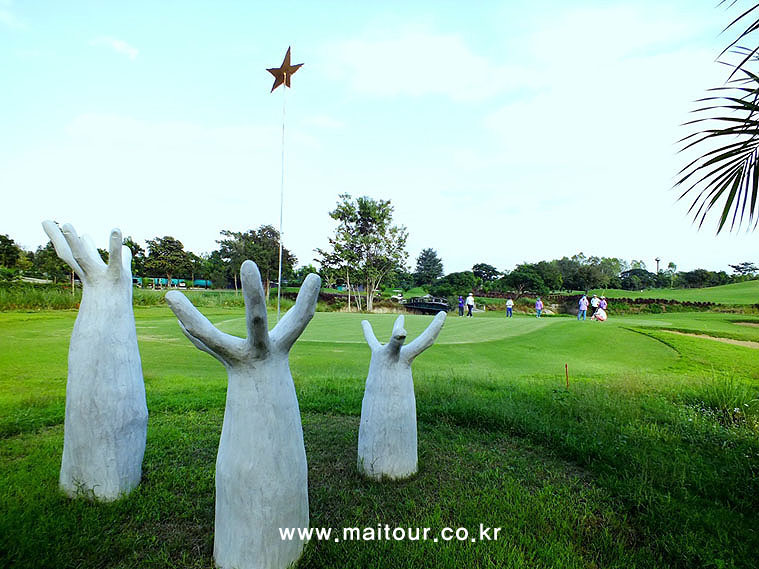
<box><xmin>0</xmin><ymin>284</ymin><xmax>81</xmax><ymax>310</ymax></box>
<box><xmin>684</xmin><ymin>370</ymin><xmax>759</xmax><ymax>429</ymax></box>
<box><xmin>2</xmin><ymin>285</ymin><xmax>298</xmax><ymax>311</ymax></box>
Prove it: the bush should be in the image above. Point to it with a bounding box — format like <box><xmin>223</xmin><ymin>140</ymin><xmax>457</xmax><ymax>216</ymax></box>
<box><xmin>0</xmin><ymin>283</ymin><xmax>80</xmax><ymax>310</ymax></box>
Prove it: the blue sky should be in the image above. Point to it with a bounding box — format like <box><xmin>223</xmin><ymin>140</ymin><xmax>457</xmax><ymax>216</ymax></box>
<box><xmin>1</xmin><ymin>1</ymin><xmax>754</xmax><ymax>274</ymax></box>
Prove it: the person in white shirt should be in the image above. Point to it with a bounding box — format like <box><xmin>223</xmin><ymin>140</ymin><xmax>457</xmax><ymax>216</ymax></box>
<box><xmin>465</xmin><ymin>293</ymin><xmax>475</xmax><ymax>317</ymax></box>
<box><xmin>505</xmin><ymin>297</ymin><xmax>514</xmax><ymax>318</ymax></box>
<box><xmin>590</xmin><ymin>294</ymin><xmax>600</xmax><ymax>317</ymax></box>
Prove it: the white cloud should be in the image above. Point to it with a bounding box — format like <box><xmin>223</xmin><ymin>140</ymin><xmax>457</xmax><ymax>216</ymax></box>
<box><xmin>0</xmin><ymin>0</ymin><xmax>26</xmax><ymax>29</ymax></box>
<box><xmin>90</xmin><ymin>36</ymin><xmax>139</xmax><ymax>60</ymax></box>
<box><xmin>304</xmin><ymin>114</ymin><xmax>344</xmax><ymax>129</ymax></box>
<box><xmin>322</xmin><ymin>25</ymin><xmax>532</xmax><ymax>101</ymax></box>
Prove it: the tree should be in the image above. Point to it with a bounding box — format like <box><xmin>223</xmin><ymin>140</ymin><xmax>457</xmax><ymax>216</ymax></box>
<box><xmin>502</xmin><ymin>265</ymin><xmax>548</xmax><ymax>298</ymax></box>
<box><xmin>386</xmin><ymin>267</ymin><xmax>415</xmax><ymax>291</ymax></box>
<box><xmin>34</xmin><ymin>241</ymin><xmax>70</xmax><ymax>283</ymax></box>
<box><xmin>472</xmin><ymin>263</ymin><xmax>500</xmax><ymax>284</ymax></box>
<box><xmin>729</xmin><ymin>261</ymin><xmax>758</xmax><ymax>275</ymax></box>
<box><xmin>667</xmin><ymin>261</ymin><xmax>678</xmax><ymax>288</ymax></box>
<box><xmin>317</xmin><ymin>194</ymin><xmax>408</xmax><ymax>311</ymax></box>
<box><xmin>290</xmin><ymin>264</ymin><xmax>319</xmax><ymax>287</ymax></box>
<box><xmin>533</xmin><ymin>261</ymin><xmax>562</xmax><ymax>291</ymax></box>
<box><xmin>122</xmin><ymin>236</ymin><xmax>146</xmax><ymax>276</ymax></box>
<box><xmin>187</xmin><ymin>252</ymin><xmax>206</xmax><ymax>286</ymax></box>
<box><xmin>218</xmin><ymin>226</ymin><xmax>296</xmax><ymax>298</ymax></box>
<box><xmin>428</xmin><ymin>271</ymin><xmax>477</xmax><ymax>299</ymax></box>
<box><xmin>204</xmin><ymin>250</ymin><xmax>230</xmax><ymax>289</ymax></box>
<box><xmin>144</xmin><ymin>236</ymin><xmax>190</xmax><ymax>286</ymax></box>
<box><xmin>620</xmin><ymin>268</ymin><xmax>656</xmax><ymax>290</ymax></box>
<box><xmin>630</xmin><ymin>259</ymin><xmax>647</xmax><ymax>271</ymax></box>
<box><xmin>0</xmin><ymin>234</ymin><xmax>21</xmax><ymax>268</ymax></box>
<box><xmin>676</xmin><ymin>2</ymin><xmax>759</xmax><ymax>232</ymax></box>
<box><xmin>414</xmin><ymin>248</ymin><xmax>444</xmax><ymax>286</ymax></box>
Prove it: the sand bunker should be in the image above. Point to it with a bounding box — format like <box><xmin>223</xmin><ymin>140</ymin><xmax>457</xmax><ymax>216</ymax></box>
<box><xmin>664</xmin><ymin>330</ymin><xmax>759</xmax><ymax>349</ymax></box>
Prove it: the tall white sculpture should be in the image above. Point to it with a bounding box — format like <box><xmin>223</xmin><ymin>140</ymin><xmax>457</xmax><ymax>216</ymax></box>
<box><xmin>358</xmin><ymin>311</ymin><xmax>446</xmax><ymax>480</ymax></box>
<box><xmin>42</xmin><ymin>221</ymin><xmax>148</xmax><ymax>501</ymax></box>
<box><xmin>166</xmin><ymin>261</ymin><xmax>320</xmax><ymax>569</ymax></box>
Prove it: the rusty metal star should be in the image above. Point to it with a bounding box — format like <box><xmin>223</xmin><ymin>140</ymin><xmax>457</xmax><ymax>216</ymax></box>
<box><xmin>266</xmin><ymin>47</ymin><xmax>303</xmax><ymax>93</ymax></box>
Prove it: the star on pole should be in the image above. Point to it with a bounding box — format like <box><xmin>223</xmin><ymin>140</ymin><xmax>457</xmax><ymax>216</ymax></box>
<box><xmin>267</xmin><ymin>46</ymin><xmax>303</xmax><ymax>93</ymax></box>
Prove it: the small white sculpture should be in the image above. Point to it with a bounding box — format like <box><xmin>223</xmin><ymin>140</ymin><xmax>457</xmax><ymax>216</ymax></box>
<box><xmin>166</xmin><ymin>260</ymin><xmax>320</xmax><ymax>569</ymax></box>
<box><xmin>358</xmin><ymin>311</ymin><xmax>446</xmax><ymax>480</ymax></box>
<box><xmin>42</xmin><ymin>221</ymin><xmax>148</xmax><ymax>501</ymax></box>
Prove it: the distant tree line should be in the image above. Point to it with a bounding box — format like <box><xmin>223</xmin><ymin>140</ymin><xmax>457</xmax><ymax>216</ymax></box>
<box><xmin>409</xmin><ymin>249</ymin><xmax>758</xmax><ymax>299</ymax></box>
<box><xmin>0</xmin><ymin>226</ymin><xmax>309</xmax><ymax>296</ymax></box>
<box><xmin>2</xmin><ymin>196</ymin><xmax>757</xmax><ymax>303</ymax></box>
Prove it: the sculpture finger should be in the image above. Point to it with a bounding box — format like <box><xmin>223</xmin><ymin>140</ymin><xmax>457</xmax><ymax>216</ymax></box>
<box><xmin>121</xmin><ymin>245</ymin><xmax>133</xmax><ymax>276</ymax></box>
<box><xmin>60</xmin><ymin>224</ymin><xmax>102</xmax><ymax>276</ymax></box>
<box><xmin>166</xmin><ymin>291</ymin><xmax>245</xmax><ymax>362</ymax></box>
<box><xmin>402</xmin><ymin>311</ymin><xmax>446</xmax><ymax>362</ymax></box>
<box><xmin>271</xmin><ymin>273</ymin><xmax>321</xmax><ymax>351</ymax></box>
<box><xmin>361</xmin><ymin>320</ymin><xmax>381</xmax><ymax>351</ymax></box>
<box><xmin>386</xmin><ymin>315</ymin><xmax>407</xmax><ymax>353</ymax></box>
<box><xmin>82</xmin><ymin>234</ymin><xmax>107</xmax><ymax>271</ymax></box>
<box><xmin>178</xmin><ymin>321</ymin><xmax>229</xmax><ymax>366</ymax></box>
<box><xmin>106</xmin><ymin>228</ymin><xmax>124</xmax><ymax>278</ymax></box>
<box><xmin>42</xmin><ymin>220</ymin><xmax>84</xmax><ymax>279</ymax></box>
<box><xmin>240</xmin><ymin>261</ymin><xmax>271</xmax><ymax>354</ymax></box>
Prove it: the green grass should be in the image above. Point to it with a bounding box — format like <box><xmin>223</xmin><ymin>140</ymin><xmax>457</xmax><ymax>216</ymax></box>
<box><xmin>2</xmin><ymin>309</ymin><xmax>759</xmax><ymax>567</ymax></box>
<box><xmin>586</xmin><ymin>279</ymin><xmax>759</xmax><ymax>305</ymax></box>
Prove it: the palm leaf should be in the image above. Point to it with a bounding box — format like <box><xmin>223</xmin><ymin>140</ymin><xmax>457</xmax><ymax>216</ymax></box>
<box><xmin>676</xmin><ymin>62</ymin><xmax>759</xmax><ymax>233</ymax></box>
<box><xmin>718</xmin><ymin>1</ymin><xmax>759</xmax><ymax>79</ymax></box>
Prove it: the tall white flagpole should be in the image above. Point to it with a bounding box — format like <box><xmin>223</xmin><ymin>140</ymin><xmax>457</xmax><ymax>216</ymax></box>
<box><xmin>276</xmin><ymin>74</ymin><xmax>287</xmax><ymax>322</ymax></box>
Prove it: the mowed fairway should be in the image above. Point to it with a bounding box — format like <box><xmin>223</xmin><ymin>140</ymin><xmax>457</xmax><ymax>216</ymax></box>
<box><xmin>1</xmin><ymin>307</ymin><xmax>759</xmax><ymax>568</ymax></box>
<box><xmin>589</xmin><ymin>278</ymin><xmax>759</xmax><ymax>304</ymax></box>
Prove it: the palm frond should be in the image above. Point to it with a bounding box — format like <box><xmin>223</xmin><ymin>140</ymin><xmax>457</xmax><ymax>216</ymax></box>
<box><xmin>718</xmin><ymin>1</ymin><xmax>759</xmax><ymax>78</ymax></box>
<box><xmin>676</xmin><ymin>62</ymin><xmax>759</xmax><ymax>233</ymax></box>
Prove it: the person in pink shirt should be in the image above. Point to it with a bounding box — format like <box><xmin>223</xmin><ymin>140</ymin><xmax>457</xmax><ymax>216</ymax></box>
<box><xmin>577</xmin><ymin>295</ymin><xmax>589</xmax><ymax>321</ymax></box>
<box><xmin>535</xmin><ymin>297</ymin><xmax>544</xmax><ymax>318</ymax></box>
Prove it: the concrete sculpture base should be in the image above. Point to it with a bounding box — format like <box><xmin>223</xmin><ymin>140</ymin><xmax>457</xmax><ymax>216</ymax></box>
<box><xmin>358</xmin><ymin>312</ymin><xmax>446</xmax><ymax>480</ymax></box>
<box><xmin>42</xmin><ymin>221</ymin><xmax>148</xmax><ymax>501</ymax></box>
<box><xmin>166</xmin><ymin>261</ymin><xmax>320</xmax><ymax>569</ymax></box>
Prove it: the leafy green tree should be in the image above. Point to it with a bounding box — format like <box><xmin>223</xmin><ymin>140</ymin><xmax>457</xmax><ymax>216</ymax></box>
<box><xmin>666</xmin><ymin>262</ymin><xmax>678</xmax><ymax>288</ymax></box>
<box><xmin>290</xmin><ymin>264</ymin><xmax>319</xmax><ymax>287</ymax></box>
<box><xmin>122</xmin><ymin>236</ymin><xmax>146</xmax><ymax>276</ymax></box>
<box><xmin>317</xmin><ymin>194</ymin><xmax>408</xmax><ymax>311</ymax></box>
<box><xmin>414</xmin><ymin>248</ymin><xmax>444</xmax><ymax>286</ymax></box>
<box><xmin>204</xmin><ymin>250</ymin><xmax>230</xmax><ymax>289</ymax></box>
<box><xmin>218</xmin><ymin>226</ymin><xmax>296</xmax><ymax>298</ymax></box>
<box><xmin>428</xmin><ymin>271</ymin><xmax>478</xmax><ymax>299</ymax></box>
<box><xmin>620</xmin><ymin>268</ymin><xmax>656</xmax><ymax>290</ymax></box>
<box><xmin>729</xmin><ymin>261</ymin><xmax>758</xmax><ymax>276</ymax></box>
<box><xmin>144</xmin><ymin>236</ymin><xmax>190</xmax><ymax>286</ymax></box>
<box><xmin>630</xmin><ymin>259</ymin><xmax>647</xmax><ymax>271</ymax></box>
<box><xmin>387</xmin><ymin>268</ymin><xmax>415</xmax><ymax>291</ymax></box>
<box><xmin>187</xmin><ymin>252</ymin><xmax>206</xmax><ymax>285</ymax></box>
<box><xmin>533</xmin><ymin>261</ymin><xmax>562</xmax><ymax>291</ymax></box>
<box><xmin>502</xmin><ymin>265</ymin><xmax>548</xmax><ymax>299</ymax></box>
<box><xmin>472</xmin><ymin>263</ymin><xmax>500</xmax><ymax>284</ymax></box>
<box><xmin>0</xmin><ymin>234</ymin><xmax>21</xmax><ymax>268</ymax></box>
<box><xmin>33</xmin><ymin>241</ymin><xmax>70</xmax><ymax>283</ymax></box>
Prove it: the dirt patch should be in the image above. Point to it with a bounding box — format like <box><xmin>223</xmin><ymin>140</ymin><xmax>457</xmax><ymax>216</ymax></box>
<box><xmin>663</xmin><ymin>330</ymin><xmax>759</xmax><ymax>349</ymax></box>
<box><xmin>734</xmin><ymin>322</ymin><xmax>759</xmax><ymax>328</ymax></box>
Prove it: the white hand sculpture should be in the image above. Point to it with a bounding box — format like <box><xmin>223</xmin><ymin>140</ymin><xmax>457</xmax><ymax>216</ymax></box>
<box><xmin>358</xmin><ymin>311</ymin><xmax>446</xmax><ymax>480</ymax></box>
<box><xmin>166</xmin><ymin>260</ymin><xmax>320</xmax><ymax>569</ymax></box>
<box><xmin>42</xmin><ymin>220</ymin><xmax>148</xmax><ymax>501</ymax></box>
